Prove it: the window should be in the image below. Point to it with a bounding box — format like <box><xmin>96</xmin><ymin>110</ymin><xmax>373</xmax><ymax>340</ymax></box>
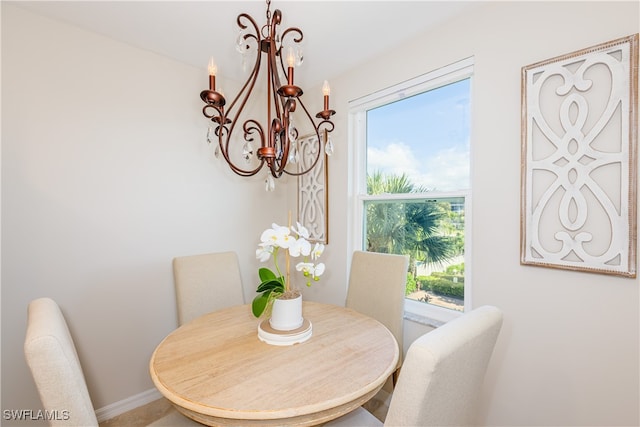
<box><xmin>349</xmin><ymin>58</ymin><xmax>473</xmax><ymax>322</ymax></box>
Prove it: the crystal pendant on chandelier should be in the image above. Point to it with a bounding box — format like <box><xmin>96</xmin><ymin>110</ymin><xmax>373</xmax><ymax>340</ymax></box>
<box><xmin>295</xmin><ymin>47</ymin><xmax>303</xmax><ymax>66</ymax></box>
<box><xmin>236</xmin><ymin>29</ymin><xmax>251</xmax><ymax>74</ymax></box>
<box><xmin>288</xmin><ymin>122</ymin><xmax>297</xmax><ymax>144</ymax></box>
<box><xmin>208</xmin><ymin>126</ymin><xmax>222</xmax><ymax>158</ymax></box>
<box><xmin>235</xmin><ymin>30</ymin><xmax>248</xmax><ymax>53</ymax></box>
<box><xmin>242</xmin><ymin>141</ymin><xmax>254</xmax><ymax>163</ymax></box>
<box><xmin>241</xmin><ymin>54</ymin><xmax>248</xmax><ymax>74</ymax></box>
<box><xmin>325</xmin><ymin>135</ymin><xmax>334</xmax><ymax>156</ymax></box>
<box><xmin>274</xmin><ymin>31</ymin><xmax>281</xmax><ymax>51</ymax></box>
<box><xmin>287</xmin><ymin>122</ymin><xmax>298</xmax><ymax>163</ymax></box>
<box><xmin>288</xmin><ymin>143</ymin><xmax>298</xmax><ymax>164</ymax></box>
<box><xmin>265</xmin><ymin>174</ymin><xmax>275</xmax><ymax>192</ymax></box>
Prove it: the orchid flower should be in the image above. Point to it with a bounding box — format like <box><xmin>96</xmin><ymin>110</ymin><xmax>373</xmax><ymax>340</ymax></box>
<box><xmin>255</xmin><ymin>244</ymin><xmax>273</xmax><ymax>262</ymax></box>
<box><xmin>313</xmin><ymin>263</ymin><xmax>326</xmax><ymax>278</ymax></box>
<box><xmin>260</xmin><ymin>223</ymin><xmax>293</xmax><ymax>248</ymax></box>
<box><xmin>311</xmin><ymin>243</ymin><xmax>324</xmax><ymax>260</ymax></box>
<box><xmin>296</xmin><ymin>262</ymin><xmax>314</xmax><ymax>275</ymax></box>
<box><xmin>295</xmin><ymin>261</ymin><xmax>325</xmax><ymax>286</ymax></box>
<box><xmin>289</xmin><ymin>237</ymin><xmax>311</xmax><ymax>257</ymax></box>
<box><xmin>294</xmin><ymin>222</ymin><xmax>310</xmax><ymax>240</ymax></box>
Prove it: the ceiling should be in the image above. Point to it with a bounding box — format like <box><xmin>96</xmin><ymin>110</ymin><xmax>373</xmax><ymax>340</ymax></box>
<box><xmin>13</xmin><ymin>1</ymin><xmax>478</xmax><ymax>88</ymax></box>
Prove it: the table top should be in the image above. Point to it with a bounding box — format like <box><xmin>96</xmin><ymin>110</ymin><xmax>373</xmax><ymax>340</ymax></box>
<box><xmin>149</xmin><ymin>301</ymin><xmax>399</xmax><ymax>426</ymax></box>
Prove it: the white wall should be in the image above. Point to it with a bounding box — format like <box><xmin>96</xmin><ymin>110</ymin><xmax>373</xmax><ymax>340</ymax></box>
<box><xmin>1</xmin><ymin>4</ymin><xmax>293</xmax><ymax>420</ymax></box>
<box><xmin>325</xmin><ymin>1</ymin><xmax>639</xmax><ymax>426</ymax></box>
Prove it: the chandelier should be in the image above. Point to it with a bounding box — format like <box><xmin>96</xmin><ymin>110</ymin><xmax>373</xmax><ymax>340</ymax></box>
<box><xmin>199</xmin><ymin>0</ymin><xmax>336</xmax><ymax>190</ymax></box>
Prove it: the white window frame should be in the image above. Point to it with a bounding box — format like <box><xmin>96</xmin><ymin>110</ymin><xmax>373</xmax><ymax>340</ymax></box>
<box><xmin>347</xmin><ymin>57</ymin><xmax>474</xmax><ymax>323</ymax></box>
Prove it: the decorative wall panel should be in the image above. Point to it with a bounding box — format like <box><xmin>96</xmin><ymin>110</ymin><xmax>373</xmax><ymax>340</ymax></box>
<box><xmin>521</xmin><ymin>34</ymin><xmax>638</xmax><ymax>277</ymax></box>
<box><xmin>297</xmin><ymin>132</ymin><xmax>328</xmax><ymax>243</ymax></box>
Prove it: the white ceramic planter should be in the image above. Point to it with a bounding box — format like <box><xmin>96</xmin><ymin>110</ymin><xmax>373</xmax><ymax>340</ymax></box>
<box><xmin>269</xmin><ymin>294</ymin><xmax>303</xmax><ymax>331</ymax></box>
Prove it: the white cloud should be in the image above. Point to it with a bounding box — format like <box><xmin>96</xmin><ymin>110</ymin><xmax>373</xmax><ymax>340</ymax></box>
<box><xmin>368</xmin><ymin>141</ymin><xmax>419</xmax><ymax>176</ymax></box>
<box><xmin>367</xmin><ymin>142</ymin><xmax>469</xmax><ymax>191</ymax></box>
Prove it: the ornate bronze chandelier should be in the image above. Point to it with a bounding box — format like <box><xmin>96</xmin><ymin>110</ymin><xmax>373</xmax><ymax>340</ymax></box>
<box><xmin>199</xmin><ymin>0</ymin><xmax>336</xmax><ymax>190</ymax></box>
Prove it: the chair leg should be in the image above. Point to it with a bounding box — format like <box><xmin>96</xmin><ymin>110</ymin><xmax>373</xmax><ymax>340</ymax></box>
<box><xmin>392</xmin><ymin>367</ymin><xmax>400</xmax><ymax>388</ymax></box>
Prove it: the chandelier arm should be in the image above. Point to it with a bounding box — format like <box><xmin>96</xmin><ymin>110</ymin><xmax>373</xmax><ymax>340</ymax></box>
<box><xmin>270</xmin><ymin>9</ymin><xmax>282</xmax><ymax>34</ymax></box>
<box><xmin>268</xmin><ymin>166</ymin><xmax>285</xmax><ymax>179</ymax></box>
<box><xmin>272</xmin><ymin>97</ymin><xmax>297</xmax><ymax>175</ymax></box>
<box><xmin>202</xmin><ymin>104</ymin><xmax>222</xmax><ymax>120</ymax></box>
<box><xmin>270</xmin><ymin>55</ymin><xmax>284</xmax><ymax>122</ymax></box>
<box><xmin>266</xmin><ymin>117</ymin><xmax>285</xmax><ymax>178</ymax></box>
<box><xmin>215</xmin><ymin>14</ymin><xmax>268</xmax><ymax>178</ymax></box>
<box><xmin>281</xmin><ymin>27</ymin><xmax>303</xmax><ymax>44</ymax></box>
<box><xmin>226</xmin><ymin>16</ymin><xmax>262</xmax><ymax>116</ymax></box>
<box><xmin>266</xmin><ymin>14</ymin><xmax>286</xmax><ymax>123</ymax></box>
<box><xmin>242</xmin><ymin>119</ymin><xmax>267</xmax><ymax>167</ymax></box>
<box><xmin>213</xmin><ymin>126</ymin><xmax>258</xmax><ymax>176</ymax></box>
<box><xmin>237</xmin><ymin>13</ymin><xmax>260</xmax><ymax>37</ymax></box>
<box><xmin>317</xmin><ymin>119</ymin><xmax>335</xmax><ymax>134</ymax></box>
<box><xmin>215</xmin><ymin>125</ymin><xmax>229</xmax><ymax>139</ymax></box>
<box><xmin>225</xmin><ymin>39</ymin><xmax>261</xmax><ymax>122</ymax></box>
<box><xmin>282</xmin><ymin>131</ymin><xmax>322</xmax><ymax>177</ymax></box>
<box><xmin>282</xmin><ymin>99</ymin><xmax>332</xmax><ymax>177</ymax></box>
<box><xmin>217</xmin><ymin>119</ymin><xmax>266</xmax><ymax>177</ymax></box>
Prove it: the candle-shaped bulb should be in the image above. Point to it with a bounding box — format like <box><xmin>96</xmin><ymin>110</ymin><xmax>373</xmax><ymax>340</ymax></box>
<box><xmin>208</xmin><ymin>57</ymin><xmax>217</xmax><ymax>76</ymax></box>
<box><xmin>286</xmin><ymin>47</ymin><xmax>295</xmax><ymax>85</ymax></box>
<box><xmin>208</xmin><ymin>57</ymin><xmax>217</xmax><ymax>91</ymax></box>
<box><xmin>322</xmin><ymin>80</ymin><xmax>331</xmax><ymax>96</ymax></box>
<box><xmin>286</xmin><ymin>47</ymin><xmax>296</xmax><ymax>68</ymax></box>
<box><xmin>322</xmin><ymin>80</ymin><xmax>330</xmax><ymax>111</ymax></box>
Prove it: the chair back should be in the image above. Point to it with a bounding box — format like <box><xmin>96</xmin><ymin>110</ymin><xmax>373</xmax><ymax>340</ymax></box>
<box><xmin>173</xmin><ymin>251</ymin><xmax>244</xmax><ymax>325</ymax></box>
<box><xmin>346</xmin><ymin>250</ymin><xmax>408</xmax><ymax>365</ymax></box>
<box><xmin>384</xmin><ymin>305</ymin><xmax>503</xmax><ymax>426</ymax></box>
<box><xmin>24</xmin><ymin>297</ymin><xmax>99</xmax><ymax>427</ymax></box>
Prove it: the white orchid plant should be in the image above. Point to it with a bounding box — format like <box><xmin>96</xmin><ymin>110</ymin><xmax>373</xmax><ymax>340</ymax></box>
<box><xmin>252</xmin><ymin>222</ymin><xmax>325</xmax><ymax>318</ymax></box>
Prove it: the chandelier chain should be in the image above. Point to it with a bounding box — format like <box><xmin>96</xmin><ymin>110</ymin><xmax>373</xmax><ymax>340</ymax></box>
<box><xmin>265</xmin><ymin>0</ymin><xmax>272</xmax><ymax>25</ymax></box>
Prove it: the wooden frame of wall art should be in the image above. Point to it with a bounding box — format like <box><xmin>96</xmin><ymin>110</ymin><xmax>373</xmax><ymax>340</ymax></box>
<box><xmin>521</xmin><ymin>34</ymin><xmax>638</xmax><ymax>278</ymax></box>
<box><xmin>297</xmin><ymin>130</ymin><xmax>329</xmax><ymax>244</ymax></box>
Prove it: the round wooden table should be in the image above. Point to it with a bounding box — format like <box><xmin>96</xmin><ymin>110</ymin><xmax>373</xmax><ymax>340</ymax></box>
<box><xmin>150</xmin><ymin>301</ymin><xmax>399</xmax><ymax>426</ymax></box>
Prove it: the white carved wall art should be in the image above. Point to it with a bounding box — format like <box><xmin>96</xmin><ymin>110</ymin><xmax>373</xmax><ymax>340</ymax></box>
<box><xmin>297</xmin><ymin>132</ymin><xmax>328</xmax><ymax>243</ymax></box>
<box><xmin>521</xmin><ymin>34</ymin><xmax>638</xmax><ymax>277</ymax></box>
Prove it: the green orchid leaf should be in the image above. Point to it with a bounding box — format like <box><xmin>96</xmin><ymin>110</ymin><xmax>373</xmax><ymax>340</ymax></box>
<box><xmin>258</xmin><ymin>268</ymin><xmax>277</xmax><ymax>282</ymax></box>
<box><xmin>252</xmin><ymin>293</ymin><xmax>270</xmax><ymax>317</ymax></box>
<box><xmin>257</xmin><ymin>279</ymin><xmax>285</xmax><ymax>293</ymax></box>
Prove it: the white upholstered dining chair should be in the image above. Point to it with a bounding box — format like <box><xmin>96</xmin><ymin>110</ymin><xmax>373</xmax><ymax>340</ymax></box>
<box><xmin>173</xmin><ymin>251</ymin><xmax>244</xmax><ymax>325</ymax></box>
<box><xmin>346</xmin><ymin>250</ymin><xmax>409</xmax><ymax>384</ymax></box>
<box><xmin>325</xmin><ymin>305</ymin><xmax>504</xmax><ymax>427</ymax></box>
<box><xmin>24</xmin><ymin>297</ymin><xmax>200</xmax><ymax>427</ymax></box>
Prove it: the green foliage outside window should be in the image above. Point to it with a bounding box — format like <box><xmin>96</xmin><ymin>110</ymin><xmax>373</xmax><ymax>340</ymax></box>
<box><xmin>405</xmin><ymin>273</ymin><xmax>418</xmax><ymax>295</ymax></box>
<box><xmin>366</xmin><ymin>172</ymin><xmax>465</xmax><ymax>306</ymax></box>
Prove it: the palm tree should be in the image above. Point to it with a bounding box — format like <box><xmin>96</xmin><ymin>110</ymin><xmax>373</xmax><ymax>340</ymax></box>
<box><xmin>366</xmin><ymin>172</ymin><xmax>414</xmax><ymax>254</ymax></box>
<box><xmin>366</xmin><ymin>171</ymin><xmax>459</xmax><ymax>275</ymax></box>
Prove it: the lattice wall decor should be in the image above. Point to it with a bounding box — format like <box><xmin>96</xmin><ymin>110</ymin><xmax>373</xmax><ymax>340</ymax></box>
<box><xmin>521</xmin><ymin>34</ymin><xmax>638</xmax><ymax>277</ymax></box>
<box><xmin>297</xmin><ymin>132</ymin><xmax>328</xmax><ymax>243</ymax></box>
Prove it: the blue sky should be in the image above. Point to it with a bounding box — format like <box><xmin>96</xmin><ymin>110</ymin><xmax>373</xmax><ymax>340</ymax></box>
<box><xmin>366</xmin><ymin>78</ymin><xmax>471</xmax><ymax>192</ymax></box>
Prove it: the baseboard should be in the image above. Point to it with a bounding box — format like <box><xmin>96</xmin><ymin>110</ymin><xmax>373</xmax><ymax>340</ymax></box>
<box><xmin>94</xmin><ymin>388</ymin><xmax>163</xmax><ymax>422</ymax></box>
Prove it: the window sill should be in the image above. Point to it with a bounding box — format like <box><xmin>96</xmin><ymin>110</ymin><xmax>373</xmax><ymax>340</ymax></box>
<box><xmin>404</xmin><ymin>299</ymin><xmax>463</xmax><ymax>324</ymax></box>
<box><xmin>403</xmin><ymin>311</ymin><xmax>444</xmax><ymax>328</ymax></box>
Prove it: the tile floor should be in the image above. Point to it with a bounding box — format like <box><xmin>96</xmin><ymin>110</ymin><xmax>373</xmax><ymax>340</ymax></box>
<box><xmin>99</xmin><ymin>398</ymin><xmax>175</xmax><ymax>427</ymax></box>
